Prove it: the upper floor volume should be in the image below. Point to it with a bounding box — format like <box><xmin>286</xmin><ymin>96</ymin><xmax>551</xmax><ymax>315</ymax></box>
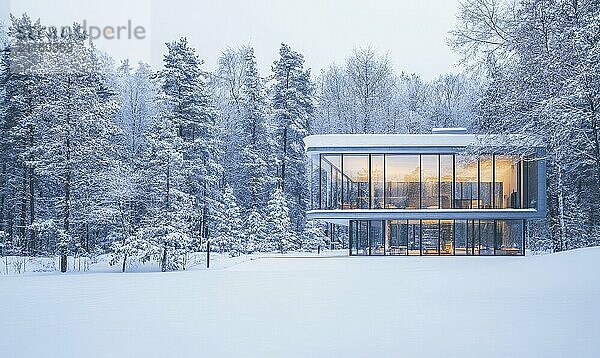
<box><xmin>304</xmin><ymin>128</ymin><xmax>546</xmax><ymax>222</ymax></box>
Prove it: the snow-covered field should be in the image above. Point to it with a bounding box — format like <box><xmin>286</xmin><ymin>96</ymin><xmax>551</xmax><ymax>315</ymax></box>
<box><xmin>1</xmin><ymin>248</ymin><xmax>599</xmax><ymax>358</ymax></box>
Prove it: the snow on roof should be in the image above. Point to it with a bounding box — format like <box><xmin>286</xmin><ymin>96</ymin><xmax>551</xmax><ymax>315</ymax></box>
<box><xmin>303</xmin><ymin>134</ymin><xmax>543</xmax><ymax>151</ymax></box>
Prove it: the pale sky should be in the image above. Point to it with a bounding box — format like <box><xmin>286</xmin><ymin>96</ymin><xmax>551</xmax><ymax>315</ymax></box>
<box><xmin>2</xmin><ymin>0</ymin><xmax>462</xmax><ymax>80</ymax></box>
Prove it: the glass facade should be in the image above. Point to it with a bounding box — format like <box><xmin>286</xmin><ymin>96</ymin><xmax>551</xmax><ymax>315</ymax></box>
<box><xmin>349</xmin><ymin>219</ymin><xmax>525</xmax><ymax>256</ymax></box>
<box><xmin>313</xmin><ymin>153</ymin><xmax>539</xmax><ymax>211</ymax></box>
<box><xmin>314</xmin><ymin>152</ymin><xmax>540</xmax><ymax>257</ymax></box>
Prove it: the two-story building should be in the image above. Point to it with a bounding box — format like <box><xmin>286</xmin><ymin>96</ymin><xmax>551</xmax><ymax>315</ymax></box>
<box><xmin>304</xmin><ymin>128</ymin><xmax>546</xmax><ymax>256</ymax></box>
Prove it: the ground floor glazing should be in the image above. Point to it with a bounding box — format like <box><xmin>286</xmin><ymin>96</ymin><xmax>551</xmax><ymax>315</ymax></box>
<box><xmin>349</xmin><ymin>219</ymin><xmax>524</xmax><ymax>256</ymax></box>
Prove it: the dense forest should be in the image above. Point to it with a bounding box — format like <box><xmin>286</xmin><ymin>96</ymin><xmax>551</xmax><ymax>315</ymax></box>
<box><xmin>1</xmin><ymin>0</ymin><xmax>599</xmax><ymax>271</ymax></box>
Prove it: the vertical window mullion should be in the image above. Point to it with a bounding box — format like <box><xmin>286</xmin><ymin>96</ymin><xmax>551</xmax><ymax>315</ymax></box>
<box><xmin>406</xmin><ymin>220</ymin><xmax>409</xmax><ymax>256</ymax></box>
<box><xmin>493</xmin><ymin>220</ymin><xmax>497</xmax><ymax>256</ymax></box>
<box><xmin>367</xmin><ymin>221</ymin><xmax>371</xmax><ymax>256</ymax></box>
<box><xmin>421</xmin><ymin>155</ymin><xmax>425</xmax><ymax>209</ymax></box>
<box><xmin>383</xmin><ymin>154</ymin><xmax>387</xmax><ymax>209</ymax></box>
<box><xmin>438</xmin><ymin>155</ymin><xmax>441</xmax><ymax>209</ymax></box>
<box><xmin>419</xmin><ymin>219</ymin><xmax>422</xmax><ymax>256</ymax></box>
<box><xmin>319</xmin><ymin>154</ymin><xmax>322</xmax><ymax>210</ymax></box>
<box><xmin>340</xmin><ymin>154</ymin><xmax>344</xmax><ymax>210</ymax></box>
<box><xmin>477</xmin><ymin>158</ymin><xmax>481</xmax><ymax>209</ymax></box>
<box><xmin>452</xmin><ymin>220</ymin><xmax>456</xmax><ymax>255</ymax></box>
<box><xmin>517</xmin><ymin>159</ymin><xmax>522</xmax><ymax>209</ymax></box>
<box><xmin>452</xmin><ymin>154</ymin><xmax>455</xmax><ymax>209</ymax></box>
<box><xmin>438</xmin><ymin>220</ymin><xmax>441</xmax><ymax>255</ymax></box>
<box><xmin>492</xmin><ymin>154</ymin><xmax>496</xmax><ymax>209</ymax></box>
<box><xmin>368</xmin><ymin>154</ymin><xmax>372</xmax><ymax>209</ymax></box>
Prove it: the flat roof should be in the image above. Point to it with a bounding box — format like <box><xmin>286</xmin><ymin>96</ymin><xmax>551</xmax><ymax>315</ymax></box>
<box><xmin>304</xmin><ymin>134</ymin><xmax>544</xmax><ymax>152</ymax></box>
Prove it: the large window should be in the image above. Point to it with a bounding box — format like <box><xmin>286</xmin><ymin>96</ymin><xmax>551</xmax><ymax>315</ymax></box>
<box><xmin>421</xmin><ymin>155</ymin><xmax>439</xmax><ymax>209</ymax></box>
<box><xmin>454</xmin><ymin>155</ymin><xmax>478</xmax><ymax>209</ymax></box>
<box><xmin>321</xmin><ymin>155</ymin><xmax>342</xmax><ymax>210</ymax></box>
<box><xmin>310</xmin><ymin>154</ymin><xmax>320</xmax><ymax>210</ymax></box>
<box><xmin>370</xmin><ymin>220</ymin><xmax>385</xmax><ymax>255</ymax></box>
<box><xmin>342</xmin><ymin>155</ymin><xmax>369</xmax><ymax>209</ymax></box>
<box><xmin>371</xmin><ymin>155</ymin><xmax>385</xmax><ymax>209</ymax></box>
<box><xmin>386</xmin><ymin>155</ymin><xmax>420</xmax><ymax>209</ymax></box>
<box><xmin>349</xmin><ymin>219</ymin><xmax>524</xmax><ymax>256</ymax></box>
<box><xmin>440</xmin><ymin>155</ymin><xmax>453</xmax><ymax>209</ymax></box>
<box><xmin>315</xmin><ymin>153</ymin><xmax>536</xmax><ymax>211</ymax></box>
<box><xmin>387</xmin><ymin>220</ymin><xmax>408</xmax><ymax>255</ymax></box>
<box><xmin>480</xmin><ymin>156</ymin><xmax>493</xmax><ymax>209</ymax></box>
<box><xmin>496</xmin><ymin>220</ymin><xmax>524</xmax><ymax>255</ymax></box>
<box><xmin>421</xmin><ymin>220</ymin><xmax>439</xmax><ymax>255</ymax></box>
<box><xmin>408</xmin><ymin>220</ymin><xmax>420</xmax><ymax>255</ymax></box>
<box><xmin>524</xmin><ymin>159</ymin><xmax>538</xmax><ymax>209</ymax></box>
<box><xmin>495</xmin><ymin>155</ymin><xmax>520</xmax><ymax>209</ymax></box>
<box><xmin>455</xmin><ymin>220</ymin><xmax>467</xmax><ymax>255</ymax></box>
<box><xmin>440</xmin><ymin>220</ymin><xmax>453</xmax><ymax>255</ymax></box>
<box><xmin>479</xmin><ymin>220</ymin><xmax>495</xmax><ymax>255</ymax></box>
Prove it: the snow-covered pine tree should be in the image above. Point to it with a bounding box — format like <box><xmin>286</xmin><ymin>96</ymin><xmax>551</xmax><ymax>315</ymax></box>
<box><xmin>301</xmin><ymin>220</ymin><xmax>327</xmax><ymax>252</ymax></box>
<box><xmin>239</xmin><ymin>47</ymin><xmax>273</xmax><ymax>211</ymax></box>
<box><xmin>213</xmin><ymin>184</ymin><xmax>244</xmax><ymax>256</ymax></box>
<box><xmin>22</xmin><ymin>20</ymin><xmax>119</xmax><ymax>271</ymax></box>
<box><xmin>144</xmin><ymin>97</ymin><xmax>185</xmax><ymax>271</ymax></box>
<box><xmin>159</xmin><ymin>37</ymin><xmax>222</xmax><ymax>252</ymax></box>
<box><xmin>271</xmin><ymin>44</ymin><xmax>314</xmax><ymax>237</ymax></box>
<box><xmin>265</xmin><ymin>187</ymin><xmax>296</xmax><ymax>253</ymax></box>
<box><xmin>144</xmin><ymin>38</ymin><xmax>223</xmax><ymax>271</ymax></box>
<box><xmin>0</xmin><ymin>14</ymin><xmax>46</xmax><ymax>256</ymax></box>
<box><xmin>244</xmin><ymin>206</ymin><xmax>268</xmax><ymax>253</ymax></box>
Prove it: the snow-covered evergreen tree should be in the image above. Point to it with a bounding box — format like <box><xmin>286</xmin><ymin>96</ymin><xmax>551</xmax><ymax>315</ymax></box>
<box><xmin>143</xmin><ymin>37</ymin><xmax>223</xmax><ymax>270</ymax></box>
<box><xmin>240</xmin><ymin>47</ymin><xmax>274</xmax><ymax>211</ymax></box>
<box><xmin>265</xmin><ymin>187</ymin><xmax>296</xmax><ymax>253</ymax></box>
<box><xmin>11</xmin><ymin>18</ymin><xmax>120</xmax><ymax>271</ymax></box>
<box><xmin>244</xmin><ymin>207</ymin><xmax>268</xmax><ymax>253</ymax></box>
<box><xmin>213</xmin><ymin>184</ymin><xmax>244</xmax><ymax>256</ymax></box>
<box><xmin>271</xmin><ymin>43</ymin><xmax>314</xmax><ymax>236</ymax></box>
<box><xmin>301</xmin><ymin>220</ymin><xmax>327</xmax><ymax>252</ymax></box>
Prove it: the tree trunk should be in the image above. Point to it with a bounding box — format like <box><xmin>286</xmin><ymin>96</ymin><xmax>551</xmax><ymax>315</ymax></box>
<box><xmin>281</xmin><ymin>126</ymin><xmax>287</xmax><ymax>190</ymax></box>
<box><xmin>28</xmin><ymin>123</ymin><xmax>35</xmax><ymax>254</ymax></box>
<box><xmin>19</xmin><ymin>170</ymin><xmax>27</xmax><ymax>250</ymax></box>
<box><xmin>161</xmin><ymin>247</ymin><xmax>167</xmax><ymax>272</ymax></box>
<box><xmin>556</xmin><ymin>163</ymin><xmax>567</xmax><ymax>252</ymax></box>
<box><xmin>122</xmin><ymin>253</ymin><xmax>127</xmax><ymax>273</ymax></box>
<box><xmin>62</xmin><ymin>77</ymin><xmax>73</xmax><ymax>274</ymax></box>
<box><xmin>60</xmin><ymin>254</ymin><xmax>67</xmax><ymax>273</ymax></box>
<box><xmin>28</xmin><ymin>166</ymin><xmax>35</xmax><ymax>254</ymax></box>
<box><xmin>0</xmin><ymin>160</ymin><xmax>5</xmax><ymax>234</ymax></box>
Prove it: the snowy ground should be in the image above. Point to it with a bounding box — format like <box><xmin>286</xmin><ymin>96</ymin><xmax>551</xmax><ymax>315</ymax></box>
<box><xmin>1</xmin><ymin>248</ymin><xmax>599</xmax><ymax>358</ymax></box>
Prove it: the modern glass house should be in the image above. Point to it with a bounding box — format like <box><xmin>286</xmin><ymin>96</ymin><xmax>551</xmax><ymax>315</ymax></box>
<box><xmin>304</xmin><ymin>129</ymin><xmax>546</xmax><ymax>256</ymax></box>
